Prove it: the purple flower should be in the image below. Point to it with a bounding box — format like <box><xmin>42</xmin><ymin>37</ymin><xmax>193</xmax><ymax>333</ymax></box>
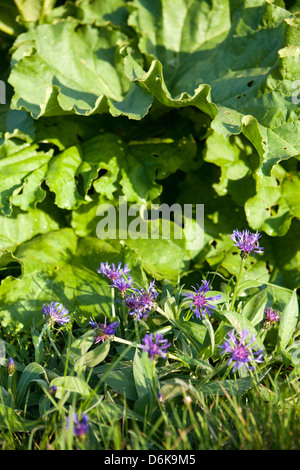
<box><xmin>141</xmin><ymin>333</ymin><xmax>171</xmax><ymax>361</ymax></box>
<box><xmin>263</xmin><ymin>306</ymin><xmax>281</xmax><ymax>329</ymax></box>
<box><xmin>97</xmin><ymin>262</ymin><xmax>130</xmax><ymax>280</ymax></box>
<box><xmin>42</xmin><ymin>302</ymin><xmax>70</xmax><ymax>326</ymax></box>
<box><xmin>66</xmin><ymin>412</ymin><xmax>89</xmax><ymax>440</ymax></box>
<box><xmin>124</xmin><ymin>280</ymin><xmax>158</xmax><ymax>320</ymax></box>
<box><xmin>183</xmin><ymin>280</ymin><xmax>222</xmax><ymax>319</ymax></box>
<box><xmin>48</xmin><ymin>385</ymin><xmax>57</xmax><ymax>396</ymax></box>
<box><xmin>89</xmin><ymin>317</ymin><xmax>119</xmax><ymax>343</ymax></box>
<box><xmin>219</xmin><ymin>329</ymin><xmax>264</xmax><ymax>372</ymax></box>
<box><xmin>231</xmin><ymin>229</ymin><xmax>264</xmax><ymax>258</ymax></box>
<box><xmin>7</xmin><ymin>357</ymin><xmax>15</xmax><ymax>376</ymax></box>
<box><xmin>111</xmin><ymin>275</ymin><xmax>133</xmax><ymax>295</ymax></box>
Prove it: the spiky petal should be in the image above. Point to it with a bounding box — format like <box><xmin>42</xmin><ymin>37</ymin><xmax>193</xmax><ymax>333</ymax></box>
<box><xmin>219</xmin><ymin>329</ymin><xmax>264</xmax><ymax>372</ymax></box>
<box><xmin>231</xmin><ymin>229</ymin><xmax>264</xmax><ymax>258</ymax></box>
<box><xmin>141</xmin><ymin>333</ymin><xmax>171</xmax><ymax>361</ymax></box>
<box><xmin>183</xmin><ymin>280</ymin><xmax>222</xmax><ymax>319</ymax></box>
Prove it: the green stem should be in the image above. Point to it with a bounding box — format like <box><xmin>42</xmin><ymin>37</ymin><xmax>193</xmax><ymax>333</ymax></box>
<box><xmin>47</xmin><ymin>325</ymin><xmax>62</xmax><ymax>358</ymax></box>
<box><xmin>230</xmin><ymin>257</ymin><xmax>245</xmax><ymax>311</ymax></box>
<box><xmin>150</xmin><ymin>360</ymin><xmax>158</xmax><ymax>413</ymax></box>
<box><xmin>7</xmin><ymin>375</ymin><xmax>14</xmax><ymax>409</ymax></box>
<box><xmin>134</xmin><ymin>319</ymin><xmax>141</xmax><ymax>344</ymax></box>
<box><xmin>111</xmin><ymin>287</ymin><xmax>116</xmax><ymax>318</ymax></box>
<box><xmin>113</xmin><ymin>336</ymin><xmax>141</xmax><ymax>349</ymax></box>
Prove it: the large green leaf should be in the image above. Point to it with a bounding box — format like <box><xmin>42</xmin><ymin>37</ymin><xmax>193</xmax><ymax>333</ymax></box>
<box><xmin>0</xmin><ymin>229</ymin><xmax>116</xmax><ymax>332</ymax></box>
<box><xmin>62</xmin><ymin>0</ymin><xmax>130</xmax><ymax>28</ymax></box>
<box><xmin>8</xmin><ymin>21</ymin><xmax>153</xmax><ymax>119</ymax></box>
<box><xmin>0</xmin><ymin>140</ymin><xmax>53</xmax><ymax>215</ymax></box>
<box><xmin>125</xmin><ymin>0</ymin><xmax>300</xmax><ymax>174</ymax></box>
<box><xmin>0</xmin><ymin>203</ymin><xmax>62</xmax><ymax>252</ymax></box>
<box><xmin>15</xmin><ymin>362</ymin><xmax>47</xmax><ymax>406</ymax></box>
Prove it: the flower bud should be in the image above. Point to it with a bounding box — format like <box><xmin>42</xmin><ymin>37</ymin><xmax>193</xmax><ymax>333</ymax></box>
<box><xmin>7</xmin><ymin>357</ymin><xmax>15</xmax><ymax>376</ymax></box>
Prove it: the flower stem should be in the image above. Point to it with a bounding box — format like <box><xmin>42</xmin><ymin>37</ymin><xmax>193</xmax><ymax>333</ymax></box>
<box><xmin>111</xmin><ymin>287</ymin><xmax>116</xmax><ymax>318</ymax></box>
<box><xmin>134</xmin><ymin>319</ymin><xmax>141</xmax><ymax>344</ymax></box>
<box><xmin>46</xmin><ymin>325</ymin><xmax>62</xmax><ymax>358</ymax></box>
<box><xmin>113</xmin><ymin>336</ymin><xmax>141</xmax><ymax>349</ymax></box>
<box><xmin>230</xmin><ymin>257</ymin><xmax>245</xmax><ymax>311</ymax></box>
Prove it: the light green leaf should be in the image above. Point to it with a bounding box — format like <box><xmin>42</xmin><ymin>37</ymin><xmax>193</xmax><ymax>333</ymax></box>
<box><xmin>0</xmin><ymin>404</ymin><xmax>38</xmax><ymax>431</ymax></box>
<box><xmin>126</xmin><ymin>0</ymin><xmax>300</xmax><ymax>174</ymax></box>
<box><xmin>0</xmin><ymin>141</ymin><xmax>53</xmax><ymax>215</ymax></box>
<box><xmin>133</xmin><ymin>349</ymin><xmax>157</xmax><ymax>399</ymax></box>
<box><xmin>46</xmin><ymin>145</ymin><xmax>87</xmax><ymax>210</ymax></box>
<box><xmin>74</xmin><ymin>340</ymin><xmax>110</xmax><ymax>371</ymax></box>
<box><xmin>0</xmin><ymin>204</ymin><xmax>62</xmax><ymax>252</ymax></box>
<box><xmin>9</xmin><ymin>21</ymin><xmax>152</xmax><ymax>120</ymax></box>
<box><xmin>50</xmin><ymin>376</ymin><xmax>93</xmax><ymax>399</ymax></box>
<box><xmin>276</xmin><ymin>289</ymin><xmax>299</xmax><ymax>352</ymax></box>
<box><xmin>14</xmin><ymin>0</ymin><xmax>57</xmax><ymax>22</ymax></box>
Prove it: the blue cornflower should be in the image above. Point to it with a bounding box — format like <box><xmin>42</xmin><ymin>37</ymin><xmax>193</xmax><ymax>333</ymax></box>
<box><xmin>124</xmin><ymin>280</ymin><xmax>158</xmax><ymax>320</ymax></box>
<box><xmin>231</xmin><ymin>229</ymin><xmax>264</xmax><ymax>258</ymax></box>
<box><xmin>89</xmin><ymin>317</ymin><xmax>119</xmax><ymax>344</ymax></box>
<box><xmin>111</xmin><ymin>275</ymin><xmax>133</xmax><ymax>295</ymax></box>
<box><xmin>141</xmin><ymin>333</ymin><xmax>171</xmax><ymax>361</ymax></box>
<box><xmin>97</xmin><ymin>262</ymin><xmax>130</xmax><ymax>280</ymax></box>
<box><xmin>66</xmin><ymin>412</ymin><xmax>89</xmax><ymax>441</ymax></box>
<box><xmin>219</xmin><ymin>329</ymin><xmax>264</xmax><ymax>372</ymax></box>
<box><xmin>42</xmin><ymin>302</ymin><xmax>70</xmax><ymax>326</ymax></box>
<box><xmin>183</xmin><ymin>280</ymin><xmax>222</xmax><ymax>319</ymax></box>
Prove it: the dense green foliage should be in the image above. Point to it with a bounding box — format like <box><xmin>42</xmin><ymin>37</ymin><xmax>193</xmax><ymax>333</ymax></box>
<box><xmin>0</xmin><ymin>0</ymin><xmax>299</xmax><ymax>451</ymax></box>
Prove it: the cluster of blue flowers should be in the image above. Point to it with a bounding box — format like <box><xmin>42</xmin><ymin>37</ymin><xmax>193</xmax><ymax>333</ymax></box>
<box><xmin>37</xmin><ymin>229</ymin><xmax>283</xmax><ymax>440</ymax></box>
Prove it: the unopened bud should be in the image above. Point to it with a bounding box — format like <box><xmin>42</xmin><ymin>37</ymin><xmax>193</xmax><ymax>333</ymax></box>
<box><xmin>7</xmin><ymin>357</ymin><xmax>15</xmax><ymax>376</ymax></box>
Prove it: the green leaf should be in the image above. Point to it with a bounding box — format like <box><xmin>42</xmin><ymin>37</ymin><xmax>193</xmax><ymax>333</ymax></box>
<box><xmin>200</xmin><ymin>369</ymin><xmax>270</xmax><ymax>397</ymax></box>
<box><xmin>0</xmin><ymin>141</ymin><xmax>53</xmax><ymax>215</ymax></box>
<box><xmin>14</xmin><ymin>0</ymin><xmax>57</xmax><ymax>22</ymax></box>
<box><xmin>126</xmin><ymin>0</ymin><xmax>300</xmax><ymax>174</ymax></box>
<box><xmin>102</xmin><ymin>368</ymin><xmax>138</xmax><ymax>401</ymax></box>
<box><xmin>0</xmin><ymin>204</ymin><xmax>62</xmax><ymax>252</ymax></box>
<box><xmin>74</xmin><ymin>340</ymin><xmax>110</xmax><ymax>371</ymax></box>
<box><xmin>276</xmin><ymin>289</ymin><xmax>299</xmax><ymax>352</ymax></box>
<box><xmin>9</xmin><ymin>21</ymin><xmax>152</xmax><ymax>120</ymax></box>
<box><xmin>222</xmin><ymin>310</ymin><xmax>265</xmax><ymax>351</ymax></box>
<box><xmin>0</xmin><ymin>404</ymin><xmax>38</xmax><ymax>432</ymax></box>
<box><xmin>242</xmin><ymin>288</ymin><xmax>268</xmax><ymax>326</ymax></box>
<box><xmin>0</xmin><ymin>1</ymin><xmax>24</xmax><ymax>36</ymax></box>
<box><xmin>46</xmin><ymin>145</ymin><xmax>87</xmax><ymax>210</ymax></box>
<box><xmin>50</xmin><ymin>376</ymin><xmax>93</xmax><ymax>399</ymax></box>
<box><xmin>15</xmin><ymin>362</ymin><xmax>47</xmax><ymax>406</ymax></box>
<box><xmin>177</xmin><ymin>320</ymin><xmax>207</xmax><ymax>350</ymax></box>
<box><xmin>0</xmin><ymin>230</ymin><xmax>115</xmax><ymax>332</ymax></box>
<box><xmin>66</xmin><ymin>330</ymin><xmax>95</xmax><ymax>364</ymax></box>
<box><xmin>133</xmin><ymin>349</ymin><xmax>157</xmax><ymax>399</ymax></box>
<box><xmin>204</xmin><ymin>130</ymin><xmax>255</xmax><ymax>199</ymax></box>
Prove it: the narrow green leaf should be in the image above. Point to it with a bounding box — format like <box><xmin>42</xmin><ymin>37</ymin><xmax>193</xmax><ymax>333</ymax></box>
<box><xmin>276</xmin><ymin>290</ymin><xmax>299</xmax><ymax>352</ymax></box>
<box><xmin>15</xmin><ymin>362</ymin><xmax>47</xmax><ymax>406</ymax></box>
